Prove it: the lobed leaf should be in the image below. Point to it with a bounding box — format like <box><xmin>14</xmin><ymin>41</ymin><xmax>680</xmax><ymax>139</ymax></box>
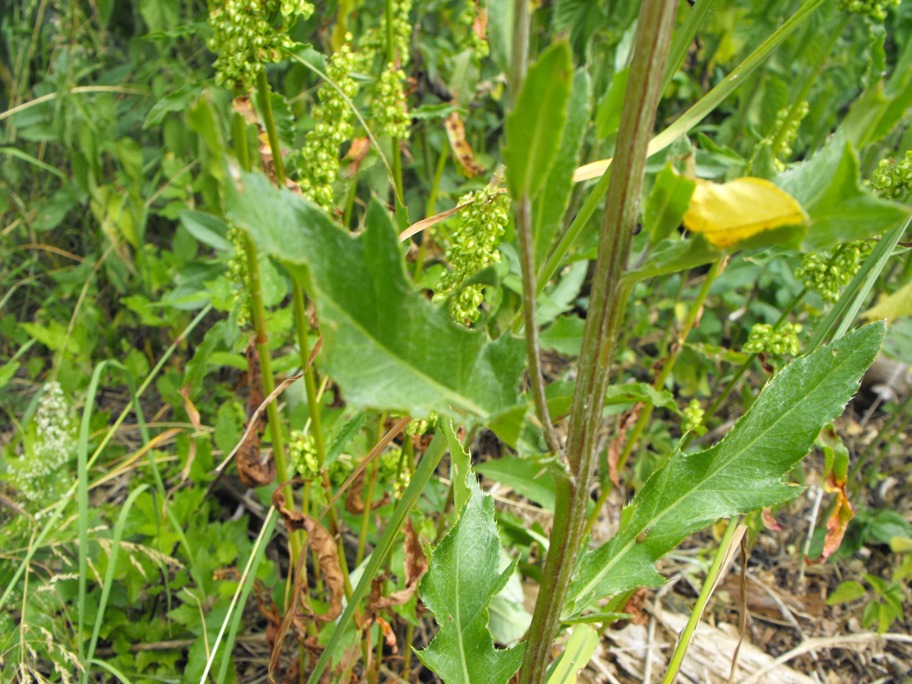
<box><xmin>417</xmin><ymin>477</ymin><xmax>525</xmax><ymax>684</ymax></box>
<box><xmin>227</xmin><ymin>171</ymin><xmax>525</xmax><ymax>420</ymax></box>
<box><xmin>564</xmin><ymin>323</ymin><xmax>886</xmax><ymax>617</ymax></box>
<box><xmin>778</xmin><ymin>136</ymin><xmax>909</xmax><ymax>251</ymax></box>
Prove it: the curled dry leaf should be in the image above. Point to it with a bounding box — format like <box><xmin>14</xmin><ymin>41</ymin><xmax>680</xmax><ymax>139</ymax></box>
<box><xmin>238</xmin><ymin>338</ymin><xmax>276</xmax><ymax>488</ymax></box>
<box><xmin>271</xmin><ymin>486</ymin><xmax>345</xmax><ymax>625</ymax></box>
<box><xmin>176</xmin><ymin>385</ymin><xmax>202</xmax><ymax>489</ymax></box>
<box><xmin>761</xmin><ymin>507</ymin><xmax>783</xmax><ymax>532</ymax></box>
<box><xmin>344</xmin><ymin>136</ymin><xmax>371</xmax><ymax>176</ymax></box>
<box><xmin>817</xmin><ymin>473</ymin><xmax>855</xmax><ymax>564</ymax></box>
<box><xmin>367</xmin><ymin>519</ymin><xmax>428</xmax><ymax>612</ymax></box>
<box><xmin>445</xmin><ymin>111</ymin><xmax>484</xmax><ymax>177</ymax></box>
<box><xmin>232</xmin><ymin>96</ymin><xmax>259</xmax><ymax>125</ymax></box>
<box><xmin>344</xmin><ymin>468</ymin><xmax>391</xmax><ymax>515</ymax></box>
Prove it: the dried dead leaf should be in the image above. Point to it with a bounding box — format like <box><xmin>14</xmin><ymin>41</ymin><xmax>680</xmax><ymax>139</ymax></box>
<box><xmin>818</xmin><ymin>474</ymin><xmax>854</xmax><ymax>563</ymax></box>
<box><xmin>445</xmin><ymin>111</ymin><xmax>484</xmax><ymax>177</ymax></box>
<box><xmin>367</xmin><ymin>519</ymin><xmax>428</xmax><ymax>612</ymax></box>
<box><xmin>344</xmin><ymin>468</ymin><xmax>391</xmax><ymax>514</ymax></box>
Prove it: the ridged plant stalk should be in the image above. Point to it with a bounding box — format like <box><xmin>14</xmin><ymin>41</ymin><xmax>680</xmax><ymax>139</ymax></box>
<box><xmin>518</xmin><ymin>2</ymin><xmax>679</xmax><ymax>681</ymax></box>
<box><xmin>255</xmin><ymin>70</ymin><xmax>328</xmax><ymax>484</ymax></box>
<box><xmin>230</xmin><ymin>104</ymin><xmax>299</xmax><ymax>566</ymax></box>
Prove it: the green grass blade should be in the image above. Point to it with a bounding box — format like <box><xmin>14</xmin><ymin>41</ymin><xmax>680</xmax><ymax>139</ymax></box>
<box><xmin>201</xmin><ymin>506</ymin><xmax>279</xmax><ymax>684</ymax></box>
<box><xmin>84</xmin><ymin>484</ymin><xmax>150</xmax><ymax>678</ymax></box>
<box><xmin>77</xmin><ymin>359</ymin><xmax>126</xmax><ymax>679</ymax></box>
<box><xmin>88</xmin><ymin>658</ymin><xmax>136</xmax><ymax>684</ymax></box>
<box><xmin>307</xmin><ymin>432</ymin><xmax>448</xmax><ymax>684</ymax></box>
<box><xmin>661</xmin><ymin>0</ymin><xmax>719</xmax><ymax>95</ymax></box>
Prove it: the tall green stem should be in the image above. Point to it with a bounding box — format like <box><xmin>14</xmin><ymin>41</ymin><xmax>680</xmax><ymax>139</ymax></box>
<box><xmin>519</xmin><ymin>2</ymin><xmax>678</xmax><ymax>681</ymax></box>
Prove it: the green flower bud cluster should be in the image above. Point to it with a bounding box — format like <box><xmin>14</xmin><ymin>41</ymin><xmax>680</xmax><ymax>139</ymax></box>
<box><xmin>433</xmin><ymin>186</ymin><xmax>511</xmax><ymax>324</ymax></box>
<box><xmin>328</xmin><ymin>453</ymin><xmax>355</xmax><ymax>488</ymax></box>
<box><xmin>838</xmin><ymin>0</ymin><xmax>899</xmax><ymax>21</ymax></box>
<box><xmin>770</xmin><ymin>101</ymin><xmax>809</xmax><ymax>170</ymax></box>
<box><xmin>796</xmin><ymin>240</ymin><xmax>874</xmax><ymax>303</ymax></box>
<box><xmin>405</xmin><ymin>412</ymin><xmax>438</xmax><ymax>436</ymax></box>
<box><xmin>292</xmin><ymin>44</ymin><xmax>359</xmax><ymax>211</ymax></box>
<box><xmin>372</xmin><ymin>63</ymin><xmax>410</xmax><ymax>139</ymax></box>
<box><xmin>13</xmin><ymin>382</ymin><xmax>73</xmax><ymax>509</ymax></box>
<box><xmin>682</xmin><ymin>399</ymin><xmax>705</xmax><ymax>434</ymax></box>
<box><xmin>743</xmin><ymin>322</ymin><xmax>803</xmax><ymax>356</ymax></box>
<box><xmin>289</xmin><ymin>430</ymin><xmax>319</xmax><ymax>479</ymax></box>
<box><xmin>361</xmin><ymin>0</ymin><xmax>413</xmax><ymax>65</ymax></box>
<box><xmin>458</xmin><ymin>1</ymin><xmax>489</xmax><ymax>59</ymax></box>
<box><xmin>207</xmin><ymin>0</ymin><xmax>314</xmax><ymax>90</ymax></box>
<box><xmin>227</xmin><ymin>227</ymin><xmax>252</xmax><ymax>327</ymax></box>
<box><xmin>378</xmin><ymin>447</ymin><xmax>410</xmax><ymax>497</ymax></box>
<box><xmin>869</xmin><ymin>150</ymin><xmax>912</xmax><ymax>202</ymax></box>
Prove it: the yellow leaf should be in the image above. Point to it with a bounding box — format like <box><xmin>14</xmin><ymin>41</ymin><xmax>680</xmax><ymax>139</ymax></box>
<box><xmin>682</xmin><ymin>177</ymin><xmax>808</xmax><ymax>248</ymax></box>
<box><xmin>862</xmin><ymin>281</ymin><xmax>912</xmax><ymax>322</ymax></box>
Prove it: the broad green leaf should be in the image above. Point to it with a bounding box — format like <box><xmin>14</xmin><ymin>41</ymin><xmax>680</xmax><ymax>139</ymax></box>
<box><xmin>604</xmin><ymin>383</ymin><xmax>681</xmax><ymax>415</ymax></box>
<box><xmin>546</xmin><ymin>625</ymin><xmax>599</xmax><ymax>684</ymax></box>
<box><xmin>541</xmin><ymin>316</ymin><xmax>586</xmax><ymax>356</ymax></box>
<box><xmin>862</xmin><ymin>281</ymin><xmax>912</xmax><ymax>323</ymax></box>
<box><xmin>228</xmin><ymin>172</ymin><xmax>524</xmax><ymax>420</ymax></box>
<box><xmin>417</xmin><ymin>477</ymin><xmax>525</xmax><ymax>684</ymax></box>
<box><xmin>476</xmin><ymin>456</ymin><xmax>559</xmax><ymax>510</ymax></box>
<box><xmin>778</xmin><ymin>137</ymin><xmax>909</xmax><ymax>251</ymax></box>
<box><xmin>564</xmin><ymin>323</ymin><xmax>885</xmax><ymax>617</ymax></box>
<box><xmin>504</xmin><ymin>42</ymin><xmax>573</xmax><ymax>200</ymax></box>
<box><xmin>179</xmin><ymin>210</ymin><xmax>232</xmax><ymax>252</ymax></box>
<box><xmin>644</xmin><ymin>163</ymin><xmax>695</xmax><ymax>247</ymax></box>
<box><xmin>534</xmin><ymin>69</ymin><xmax>592</xmax><ymax>266</ymax></box>
<box><xmin>140</xmin><ymin>0</ymin><xmax>179</xmax><ymax>32</ymax></box>
<box><xmin>843</xmin><ymin>28</ymin><xmax>912</xmax><ymax>149</ymax></box>
<box><xmin>827</xmin><ymin>580</ymin><xmax>867</xmax><ymax>606</ymax></box>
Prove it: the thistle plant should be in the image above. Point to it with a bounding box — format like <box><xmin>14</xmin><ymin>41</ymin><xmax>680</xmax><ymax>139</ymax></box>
<box><xmin>433</xmin><ymin>185</ymin><xmax>510</xmax><ymax>323</ymax></box>
<box><xmin>207</xmin><ymin>0</ymin><xmax>314</xmax><ymax>90</ymax></box>
<box><xmin>292</xmin><ymin>44</ymin><xmax>359</xmax><ymax>211</ymax></box>
<box><xmin>743</xmin><ymin>321</ymin><xmax>803</xmax><ymax>356</ymax></box>
<box><xmin>839</xmin><ymin>0</ymin><xmax>900</xmax><ymax>21</ymax></box>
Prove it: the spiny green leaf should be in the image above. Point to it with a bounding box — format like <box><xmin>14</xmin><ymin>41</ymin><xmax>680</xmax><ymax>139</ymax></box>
<box><xmin>228</xmin><ymin>172</ymin><xmax>525</xmax><ymax>420</ymax></box>
<box><xmin>417</xmin><ymin>477</ymin><xmax>525</xmax><ymax>684</ymax></box>
<box><xmin>504</xmin><ymin>41</ymin><xmax>573</xmax><ymax>200</ymax></box>
<box><xmin>778</xmin><ymin>137</ymin><xmax>909</xmax><ymax>251</ymax></box>
<box><xmin>564</xmin><ymin>323</ymin><xmax>885</xmax><ymax>617</ymax></box>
